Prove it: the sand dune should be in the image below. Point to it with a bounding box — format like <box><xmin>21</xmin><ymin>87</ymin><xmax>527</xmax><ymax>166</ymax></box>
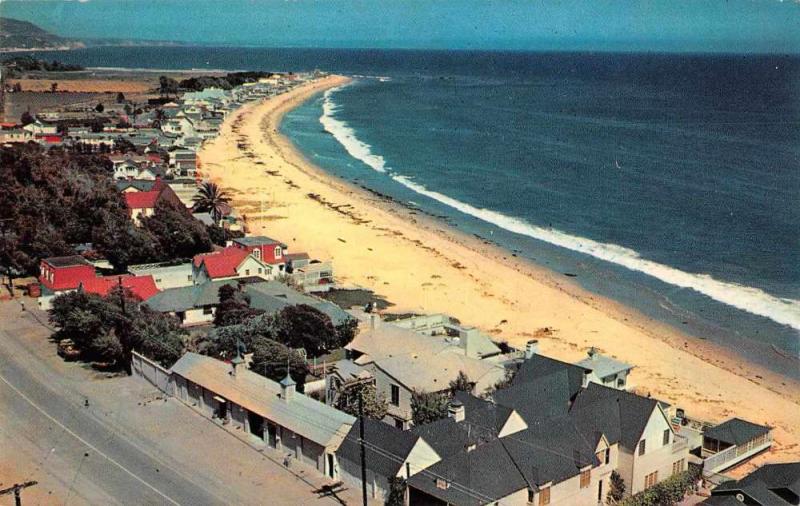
<box><xmin>198</xmin><ymin>75</ymin><xmax>800</xmax><ymax>470</ymax></box>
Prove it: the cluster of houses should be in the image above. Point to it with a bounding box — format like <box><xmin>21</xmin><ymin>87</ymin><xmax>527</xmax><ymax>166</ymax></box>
<box><xmin>130</xmin><ymin>302</ymin><xmax>778</xmax><ymax>505</ymax></box>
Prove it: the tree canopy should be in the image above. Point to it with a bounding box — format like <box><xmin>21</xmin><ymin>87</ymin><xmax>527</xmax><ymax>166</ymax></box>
<box><xmin>410</xmin><ymin>390</ymin><xmax>450</xmax><ymax>426</ymax></box>
<box><xmin>334</xmin><ymin>381</ymin><xmax>388</xmax><ymax>420</ymax></box>
<box><xmin>192</xmin><ymin>181</ymin><xmax>230</xmax><ymax>225</ymax></box>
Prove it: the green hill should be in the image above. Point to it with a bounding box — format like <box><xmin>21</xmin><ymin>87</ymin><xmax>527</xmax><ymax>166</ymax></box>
<box><xmin>0</xmin><ymin>18</ymin><xmax>84</xmax><ymax>50</ymax></box>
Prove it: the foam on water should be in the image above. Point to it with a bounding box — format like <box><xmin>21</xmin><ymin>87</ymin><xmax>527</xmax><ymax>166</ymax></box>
<box><xmin>320</xmin><ymin>87</ymin><xmax>800</xmax><ymax>331</ymax></box>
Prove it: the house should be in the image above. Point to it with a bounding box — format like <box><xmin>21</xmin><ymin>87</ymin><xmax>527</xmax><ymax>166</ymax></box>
<box><xmin>127</xmin><ymin>261</ymin><xmax>194</xmax><ymax>290</ymax></box>
<box><xmin>170</xmin><ymin>149</ymin><xmax>197</xmax><ymax>176</ymax></box>
<box><xmin>169</xmin><ymin>352</ymin><xmax>355</xmax><ymax>479</ymax></box>
<box><xmin>336</xmin><ymin>417</ymin><xmax>442</xmax><ymax>502</ymax></box>
<box><xmin>701</xmin><ymin>462</ymin><xmax>800</xmax><ymax>505</ymax></box>
<box><xmin>123</xmin><ymin>178</ymin><xmax>183</xmax><ymax>224</ymax></box>
<box><xmin>407</xmin><ymin>391</ymin><xmax>617</xmax><ymax>506</ymax></box>
<box><xmin>230</xmin><ymin>236</ymin><xmax>288</xmax><ymax>272</ymax></box>
<box><xmin>289</xmin><ymin>260</ymin><xmax>334</xmax><ymax>292</ymax></box>
<box><xmin>38</xmin><ymin>255</ymin><xmax>97</xmax><ymax>309</ymax></box>
<box><xmin>192</xmin><ymin>247</ymin><xmax>274</xmax><ymax>284</ymax></box>
<box><xmin>0</xmin><ymin>128</ymin><xmax>33</xmax><ymax>144</ymax></box>
<box><xmin>570</xmin><ymin>382</ymin><xmax>690</xmax><ymax>496</ymax></box>
<box><xmin>575</xmin><ymin>347</ymin><xmax>634</xmax><ymax>390</ymax></box>
<box><xmin>22</xmin><ymin>120</ymin><xmax>57</xmax><ymax>135</ymax></box>
<box><xmin>79</xmin><ymin>274</ymin><xmax>159</xmax><ymax>301</ymax></box>
<box><xmin>344</xmin><ymin>319</ymin><xmax>507</xmax><ymax>429</ymax></box>
<box><xmin>701</xmin><ymin>418</ymin><xmax>773</xmax><ymax>475</ymax></box>
<box><xmin>110</xmin><ymin>153</ymin><xmax>166</xmax><ymax>180</ymax></box>
<box><xmin>144</xmin><ymin>278</ymin><xmax>352</xmax><ymax>327</ymax></box>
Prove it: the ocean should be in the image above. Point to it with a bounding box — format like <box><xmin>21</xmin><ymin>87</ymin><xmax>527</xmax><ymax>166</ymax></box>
<box><xmin>16</xmin><ymin>47</ymin><xmax>800</xmax><ymax>377</ymax></box>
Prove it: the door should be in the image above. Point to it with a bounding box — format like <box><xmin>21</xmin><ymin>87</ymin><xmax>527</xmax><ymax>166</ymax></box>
<box><xmin>248</xmin><ymin>411</ymin><xmax>264</xmax><ymax>439</ymax></box>
<box><xmin>597</xmin><ymin>479</ymin><xmax>603</xmax><ymax>503</ymax></box>
<box><xmin>267</xmin><ymin>423</ymin><xmax>277</xmax><ymax>448</ymax></box>
<box><xmin>327</xmin><ymin>454</ymin><xmax>335</xmax><ymax>478</ymax></box>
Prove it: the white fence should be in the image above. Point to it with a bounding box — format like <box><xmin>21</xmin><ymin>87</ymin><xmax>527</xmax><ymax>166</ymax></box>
<box><xmin>131</xmin><ymin>350</ymin><xmax>173</xmax><ymax>395</ymax></box>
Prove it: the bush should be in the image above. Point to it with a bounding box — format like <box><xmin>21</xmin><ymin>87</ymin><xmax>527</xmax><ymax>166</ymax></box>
<box><xmin>620</xmin><ymin>468</ymin><xmax>700</xmax><ymax>506</ymax></box>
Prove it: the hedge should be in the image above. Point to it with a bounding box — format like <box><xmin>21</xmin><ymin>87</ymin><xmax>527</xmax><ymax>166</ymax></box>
<box><xmin>620</xmin><ymin>468</ymin><xmax>700</xmax><ymax>506</ymax></box>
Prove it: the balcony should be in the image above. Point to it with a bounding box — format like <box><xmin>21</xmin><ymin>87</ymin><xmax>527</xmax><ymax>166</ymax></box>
<box><xmin>702</xmin><ymin>433</ymin><xmax>773</xmax><ymax>475</ymax></box>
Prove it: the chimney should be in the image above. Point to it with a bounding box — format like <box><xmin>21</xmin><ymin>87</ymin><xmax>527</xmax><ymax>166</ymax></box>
<box><xmin>280</xmin><ymin>373</ymin><xmax>296</xmax><ymax>401</ymax></box>
<box><xmin>525</xmin><ymin>340</ymin><xmax>538</xmax><ymax>359</ymax></box>
<box><xmin>588</xmin><ymin>347</ymin><xmax>598</xmax><ymax>361</ymax></box>
<box><xmin>369</xmin><ymin>313</ymin><xmax>380</xmax><ymax>330</ymax></box>
<box><xmin>448</xmin><ymin>400</ymin><xmax>465</xmax><ymax>423</ymax></box>
<box><xmin>461</xmin><ymin>328</ymin><xmax>479</xmax><ymax>358</ymax></box>
<box><xmin>582</xmin><ymin>368</ymin><xmax>591</xmax><ymax>388</ymax></box>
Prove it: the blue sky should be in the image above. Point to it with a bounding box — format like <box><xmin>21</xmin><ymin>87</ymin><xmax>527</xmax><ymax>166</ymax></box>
<box><xmin>2</xmin><ymin>0</ymin><xmax>799</xmax><ymax>53</ymax></box>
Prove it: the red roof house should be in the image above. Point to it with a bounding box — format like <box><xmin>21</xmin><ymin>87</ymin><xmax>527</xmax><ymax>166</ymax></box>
<box><xmin>192</xmin><ymin>247</ymin><xmax>272</xmax><ymax>283</ymax></box>
<box><xmin>80</xmin><ymin>275</ymin><xmax>160</xmax><ymax>301</ymax></box>
<box><xmin>230</xmin><ymin>236</ymin><xmax>288</xmax><ymax>268</ymax></box>
<box><xmin>123</xmin><ymin>178</ymin><xmax>183</xmax><ymax>224</ymax></box>
<box><xmin>39</xmin><ymin>256</ymin><xmax>96</xmax><ymax>292</ymax></box>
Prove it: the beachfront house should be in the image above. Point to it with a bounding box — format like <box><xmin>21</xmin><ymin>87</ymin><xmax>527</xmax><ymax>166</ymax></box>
<box><xmin>37</xmin><ymin>255</ymin><xmax>97</xmax><ymax>309</ymax></box>
<box><xmin>344</xmin><ymin>317</ymin><xmax>507</xmax><ymax>429</ymax></box>
<box><xmin>230</xmin><ymin>236</ymin><xmax>288</xmax><ymax>273</ymax></box>
<box><xmin>575</xmin><ymin>347</ymin><xmax>634</xmax><ymax>390</ymax></box>
<box><xmin>701</xmin><ymin>418</ymin><xmax>773</xmax><ymax>475</ymax></box>
<box><xmin>701</xmin><ymin>462</ymin><xmax>800</xmax><ymax>505</ymax></box>
<box><xmin>167</xmin><ymin>352</ymin><xmax>354</xmax><ymax>479</ymax></box>
<box><xmin>127</xmin><ymin>261</ymin><xmax>195</xmax><ymax>290</ymax></box>
<box><xmin>122</xmin><ymin>178</ymin><xmax>183</xmax><ymax>225</ymax></box>
<box><xmin>192</xmin><ymin>247</ymin><xmax>275</xmax><ymax>285</ymax></box>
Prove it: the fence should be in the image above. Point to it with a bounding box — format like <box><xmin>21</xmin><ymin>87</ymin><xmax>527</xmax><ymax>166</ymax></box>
<box><xmin>131</xmin><ymin>350</ymin><xmax>173</xmax><ymax>395</ymax></box>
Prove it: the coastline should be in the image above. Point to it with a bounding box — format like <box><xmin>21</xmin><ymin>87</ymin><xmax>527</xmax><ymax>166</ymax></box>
<box><xmin>198</xmin><ymin>75</ymin><xmax>800</xmax><ymax>467</ymax></box>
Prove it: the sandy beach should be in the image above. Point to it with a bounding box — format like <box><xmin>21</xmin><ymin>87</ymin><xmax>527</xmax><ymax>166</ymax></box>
<box><xmin>198</xmin><ymin>75</ymin><xmax>800</xmax><ymax>469</ymax></box>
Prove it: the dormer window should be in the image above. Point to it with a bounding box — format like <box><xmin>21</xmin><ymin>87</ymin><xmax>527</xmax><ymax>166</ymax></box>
<box><xmin>253</xmin><ymin>249</ymin><xmax>261</xmax><ymax>259</ymax></box>
<box><xmin>274</xmin><ymin>246</ymin><xmax>282</xmax><ymax>259</ymax></box>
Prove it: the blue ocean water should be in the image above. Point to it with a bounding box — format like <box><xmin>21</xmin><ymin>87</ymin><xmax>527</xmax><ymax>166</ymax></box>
<box><xmin>16</xmin><ymin>47</ymin><xmax>800</xmax><ymax>376</ymax></box>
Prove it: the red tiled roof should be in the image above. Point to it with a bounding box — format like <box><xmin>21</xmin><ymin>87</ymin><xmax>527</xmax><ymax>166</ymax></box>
<box><xmin>81</xmin><ymin>275</ymin><xmax>160</xmax><ymax>301</ymax></box>
<box><xmin>124</xmin><ymin>190</ymin><xmax>160</xmax><ymax>210</ymax></box>
<box><xmin>193</xmin><ymin>247</ymin><xmax>250</xmax><ymax>279</ymax></box>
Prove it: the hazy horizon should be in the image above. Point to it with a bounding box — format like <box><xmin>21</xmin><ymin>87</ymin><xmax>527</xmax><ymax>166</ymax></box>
<box><xmin>2</xmin><ymin>0</ymin><xmax>799</xmax><ymax>54</ymax></box>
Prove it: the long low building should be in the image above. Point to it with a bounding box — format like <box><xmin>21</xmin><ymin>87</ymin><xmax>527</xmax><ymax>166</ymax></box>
<box><xmin>169</xmin><ymin>352</ymin><xmax>355</xmax><ymax>478</ymax></box>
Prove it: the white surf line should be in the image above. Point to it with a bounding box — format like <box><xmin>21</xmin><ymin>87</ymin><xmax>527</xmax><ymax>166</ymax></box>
<box><xmin>0</xmin><ymin>372</ymin><xmax>181</xmax><ymax>506</ymax></box>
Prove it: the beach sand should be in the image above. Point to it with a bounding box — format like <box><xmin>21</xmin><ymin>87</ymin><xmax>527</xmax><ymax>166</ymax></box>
<box><xmin>199</xmin><ymin>75</ymin><xmax>800</xmax><ymax>470</ymax></box>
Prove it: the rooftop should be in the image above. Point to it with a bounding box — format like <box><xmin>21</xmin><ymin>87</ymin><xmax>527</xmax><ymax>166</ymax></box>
<box><xmin>576</xmin><ymin>348</ymin><xmax>633</xmax><ymax>379</ymax></box>
<box><xmin>43</xmin><ymin>255</ymin><xmax>91</xmax><ymax>268</ymax></box>
<box><xmin>170</xmin><ymin>352</ymin><xmax>354</xmax><ymax>449</ymax></box>
<box><xmin>705</xmin><ymin>462</ymin><xmax>800</xmax><ymax>506</ymax></box>
<box><xmin>704</xmin><ymin>418</ymin><xmax>772</xmax><ymax>447</ymax></box>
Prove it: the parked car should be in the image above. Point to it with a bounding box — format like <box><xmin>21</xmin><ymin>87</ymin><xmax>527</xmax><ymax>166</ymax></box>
<box><xmin>57</xmin><ymin>339</ymin><xmax>80</xmax><ymax>361</ymax></box>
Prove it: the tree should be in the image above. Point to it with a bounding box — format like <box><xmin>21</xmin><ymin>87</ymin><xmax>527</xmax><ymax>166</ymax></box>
<box><xmin>130</xmin><ymin>307</ymin><xmax>187</xmax><ymax>368</ymax></box>
<box><xmin>116</xmin><ymin>92</ymin><xmax>126</xmax><ymax>103</ymax></box>
<box><xmin>274</xmin><ymin>304</ymin><xmax>338</xmax><ymax>358</ymax></box>
<box><xmin>192</xmin><ymin>181</ymin><xmax>231</xmax><ymax>225</ymax></box>
<box><xmin>158</xmin><ymin>76</ymin><xmax>178</xmax><ymax>97</ymax></box>
<box><xmin>334</xmin><ymin>381</ymin><xmax>387</xmax><ymax>420</ymax></box>
<box><xmin>386</xmin><ymin>477</ymin><xmax>407</xmax><ymax>506</ymax></box>
<box><xmin>449</xmin><ymin>371</ymin><xmax>473</xmax><ymax>394</ymax></box>
<box><xmin>95</xmin><ymin>102</ymin><xmax>105</xmax><ymax>113</ymax></box>
<box><xmin>410</xmin><ymin>390</ymin><xmax>449</xmax><ymax>426</ymax></box>
<box><xmin>50</xmin><ymin>82</ymin><xmax>58</xmax><ymax>93</ymax></box>
<box><xmin>213</xmin><ymin>283</ymin><xmax>263</xmax><ymax>327</ymax></box>
<box><xmin>141</xmin><ymin>199</ymin><xmax>213</xmax><ymax>261</ymax></box>
<box><xmin>20</xmin><ymin>110</ymin><xmax>34</xmax><ymax>126</ymax></box>
<box><xmin>12</xmin><ymin>82</ymin><xmax>22</xmax><ymax>92</ymax></box>
<box><xmin>206</xmin><ymin>223</ymin><xmax>244</xmax><ymax>246</ymax></box>
<box><xmin>334</xmin><ymin>318</ymin><xmax>358</xmax><ymax>348</ymax></box>
<box><xmin>607</xmin><ymin>470</ymin><xmax>626</xmax><ymax>504</ymax></box>
<box><xmin>249</xmin><ymin>338</ymin><xmax>308</xmax><ymax>391</ymax></box>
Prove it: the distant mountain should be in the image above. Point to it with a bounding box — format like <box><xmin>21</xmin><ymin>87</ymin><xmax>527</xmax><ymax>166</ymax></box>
<box><xmin>0</xmin><ymin>18</ymin><xmax>84</xmax><ymax>51</ymax></box>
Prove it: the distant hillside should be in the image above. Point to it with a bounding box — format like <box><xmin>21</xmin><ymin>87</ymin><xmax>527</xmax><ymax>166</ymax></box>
<box><xmin>0</xmin><ymin>18</ymin><xmax>84</xmax><ymax>51</ymax></box>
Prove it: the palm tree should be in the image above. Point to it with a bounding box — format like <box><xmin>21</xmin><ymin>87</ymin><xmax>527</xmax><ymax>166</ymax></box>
<box><xmin>193</xmin><ymin>181</ymin><xmax>231</xmax><ymax>225</ymax></box>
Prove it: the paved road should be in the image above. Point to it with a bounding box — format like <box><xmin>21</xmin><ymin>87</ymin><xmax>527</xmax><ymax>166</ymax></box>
<box><xmin>0</xmin><ymin>300</ymin><xmax>359</xmax><ymax>505</ymax></box>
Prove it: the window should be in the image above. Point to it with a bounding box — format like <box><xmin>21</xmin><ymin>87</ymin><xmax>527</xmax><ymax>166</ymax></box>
<box><xmin>672</xmin><ymin>459</ymin><xmax>684</xmax><ymax>475</ymax></box>
<box><xmin>605</xmin><ymin>448</ymin><xmax>610</xmax><ymax>464</ymax></box>
<box><xmin>394</xmin><ymin>418</ymin><xmax>404</xmax><ymax>430</ymax></box>
<box><xmin>253</xmin><ymin>249</ymin><xmax>261</xmax><ymax>259</ymax></box>
<box><xmin>203</xmin><ymin>307</ymin><xmax>213</xmax><ymax>315</ymax></box>
<box><xmin>596</xmin><ymin>448</ymin><xmax>610</xmax><ymax>465</ymax></box>
<box><xmin>245</xmin><ymin>269</ymin><xmax>250</xmax><ymax>275</ymax></box>
<box><xmin>538</xmin><ymin>487</ymin><xmax>550</xmax><ymax>506</ymax></box>
<box><xmin>187</xmin><ymin>275</ymin><xmax>193</xmax><ymax>281</ymax></box>
<box><xmin>390</xmin><ymin>384</ymin><xmax>400</xmax><ymax>406</ymax></box>
<box><xmin>644</xmin><ymin>471</ymin><xmax>658</xmax><ymax>489</ymax></box>
<box><xmin>663</xmin><ymin>429</ymin><xmax>671</xmax><ymax>446</ymax></box>
<box><xmin>580</xmin><ymin>469</ymin><xmax>590</xmax><ymax>489</ymax></box>
<box><xmin>527</xmin><ymin>489</ymin><xmax>534</xmax><ymax>503</ymax></box>
<box><xmin>638</xmin><ymin>439</ymin><xmax>646</xmax><ymax>456</ymax></box>
<box><xmin>274</xmin><ymin>246</ymin><xmax>282</xmax><ymax>258</ymax></box>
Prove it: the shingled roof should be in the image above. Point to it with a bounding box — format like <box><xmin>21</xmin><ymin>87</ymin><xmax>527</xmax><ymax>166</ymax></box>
<box><xmin>336</xmin><ymin>418</ymin><xmax>425</xmax><ymax>478</ymax></box>
<box><xmin>704</xmin><ymin>462</ymin><xmax>800</xmax><ymax>505</ymax></box>
<box><xmin>704</xmin><ymin>418</ymin><xmax>771</xmax><ymax>447</ymax></box>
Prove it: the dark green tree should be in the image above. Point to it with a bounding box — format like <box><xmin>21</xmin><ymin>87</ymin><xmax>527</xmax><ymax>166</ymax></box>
<box><xmin>274</xmin><ymin>304</ymin><xmax>338</xmax><ymax>358</ymax></box>
<box><xmin>334</xmin><ymin>381</ymin><xmax>387</xmax><ymax>420</ymax></box>
<box><xmin>95</xmin><ymin>102</ymin><xmax>105</xmax><ymax>113</ymax></box>
<box><xmin>213</xmin><ymin>283</ymin><xmax>263</xmax><ymax>327</ymax></box>
<box><xmin>116</xmin><ymin>92</ymin><xmax>126</xmax><ymax>103</ymax></box>
<box><xmin>141</xmin><ymin>200</ymin><xmax>213</xmax><ymax>261</ymax></box>
<box><xmin>20</xmin><ymin>110</ymin><xmax>34</xmax><ymax>125</ymax></box>
<box><xmin>607</xmin><ymin>470</ymin><xmax>626</xmax><ymax>503</ymax></box>
<box><xmin>410</xmin><ymin>390</ymin><xmax>449</xmax><ymax>426</ymax></box>
<box><xmin>449</xmin><ymin>370</ymin><xmax>473</xmax><ymax>394</ymax></box>
<box><xmin>249</xmin><ymin>338</ymin><xmax>308</xmax><ymax>391</ymax></box>
<box><xmin>386</xmin><ymin>477</ymin><xmax>407</xmax><ymax>506</ymax></box>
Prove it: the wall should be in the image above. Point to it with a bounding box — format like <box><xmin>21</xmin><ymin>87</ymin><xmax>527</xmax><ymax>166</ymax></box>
<box><xmin>128</xmin><ymin>263</ymin><xmax>193</xmax><ymax>290</ymax></box>
<box><xmin>629</xmin><ymin>407</ymin><xmax>687</xmax><ymax>495</ymax></box>
<box><xmin>338</xmin><ymin>457</ymin><xmax>390</xmax><ymax>502</ymax></box>
<box><xmin>373</xmin><ymin>366</ymin><xmax>414</xmax><ymax>424</ymax></box>
<box><xmin>131</xmin><ymin>350</ymin><xmax>173</xmax><ymax>395</ymax></box>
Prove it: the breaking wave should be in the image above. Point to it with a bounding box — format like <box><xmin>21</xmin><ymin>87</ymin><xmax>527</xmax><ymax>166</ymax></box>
<box><xmin>319</xmin><ymin>87</ymin><xmax>800</xmax><ymax>330</ymax></box>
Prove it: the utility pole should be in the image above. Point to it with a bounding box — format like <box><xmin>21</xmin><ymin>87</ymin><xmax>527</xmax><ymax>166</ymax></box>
<box><xmin>0</xmin><ymin>481</ymin><xmax>38</xmax><ymax>506</ymax></box>
<box><xmin>358</xmin><ymin>391</ymin><xmax>367</xmax><ymax>506</ymax></box>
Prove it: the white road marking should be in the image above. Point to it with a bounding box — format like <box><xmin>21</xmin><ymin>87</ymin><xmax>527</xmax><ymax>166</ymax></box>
<box><xmin>0</xmin><ymin>372</ymin><xmax>181</xmax><ymax>506</ymax></box>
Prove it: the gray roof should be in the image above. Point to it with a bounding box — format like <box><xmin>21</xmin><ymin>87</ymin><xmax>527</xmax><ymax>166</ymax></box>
<box><xmin>706</xmin><ymin>463</ymin><xmax>800</xmax><ymax>505</ymax></box>
<box><xmin>45</xmin><ymin>255</ymin><xmax>91</xmax><ymax>267</ymax></box>
<box><xmin>144</xmin><ymin>278</ymin><xmax>265</xmax><ymax>312</ymax></box>
<box><xmin>245</xmin><ymin>282</ymin><xmax>352</xmax><ymax>326</ymax></box>
<box><xmin>170</xmin><ymin>352</ymin><xmax>354</xmax><ymax>449</ymax></box>
<box><xmin>116</xmin><ymin>179</ymin><xmax>156</xmax><ymax>192</ymax></box>
<box><xmin>704</xmin><ymin>418</ymin><xmax>771</xmax><ymax>447</ymax></box>
<box><xmin>337</xmin><ymin>418</ymin><xmax>423</xmax><ymax>477</ymax></box>
<box><xmin>233</xmin><ymin>236</ymin><xmax>285</xmax><ymax>247</ymax></box>
<box><xmin>569</xmin><ymin>382</ymin><xmax>661</xmax><ymax>450</ymax></box>
<box><xmin>576</xmin><ymin>350</ymin><xmax>633</xmax><ymax>379</ymax></box>
<box><xmin>513</xmin><ymin>354</ymin><xmax>588</xmax><ymax>400</ymax></box>
<box><xmin>494</xmin><ymin>369</ymin><xmax>575</xmax><ymax>421</ymax></box>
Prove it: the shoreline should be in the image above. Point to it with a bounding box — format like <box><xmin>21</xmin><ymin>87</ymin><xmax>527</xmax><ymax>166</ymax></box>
<box><xmin>198</xmin><ymin>75</ymin><xmax>800</xmax><ymax>467</ymax></box>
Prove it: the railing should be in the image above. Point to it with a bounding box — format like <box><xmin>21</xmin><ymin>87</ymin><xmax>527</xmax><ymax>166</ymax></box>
<box><xmin>703</xmin><ymin>434</ymin><xmax>772</xmax><ymax>474</ymax></box>
<box><xmin>672</xmin><ymin>435</ymin><xmax>689</xmax><ymax>454</ymax></box>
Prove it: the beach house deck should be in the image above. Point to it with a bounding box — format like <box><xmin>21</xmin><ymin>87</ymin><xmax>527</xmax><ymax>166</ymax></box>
<box><xmin>701</xmin><ymin>418</ymin><xmax>772</xmax><ymax>475</ymax></box>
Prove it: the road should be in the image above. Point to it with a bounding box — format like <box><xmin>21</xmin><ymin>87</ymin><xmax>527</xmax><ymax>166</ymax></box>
<box><xmin>0</xmin><ymin>300</ymin><xmax>359</xmax><ymax>505</ymax></box>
